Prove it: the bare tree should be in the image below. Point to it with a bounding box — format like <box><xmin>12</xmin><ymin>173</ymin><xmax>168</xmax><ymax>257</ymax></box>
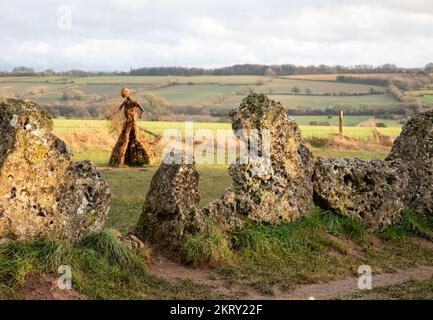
<box><xmin>291</xmin><ymin>86</ymin><xmax>301</xmax><ymax>95</ymax></box>
<box><xmin>142</xmin><ymin>92</ymin><xmax>169</xmax><ymax>121</ymax></box>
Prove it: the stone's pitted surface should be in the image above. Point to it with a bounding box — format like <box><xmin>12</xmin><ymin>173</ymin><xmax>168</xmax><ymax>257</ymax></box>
<box><xmin>386</xmin><ymin>110</ymin><xmax>433</xmax><ymax>215</ymax></box>
<box><xmin>0</xmin><ymin>99</ymin><xmax>111</xmax><ymax>242</ymax></box>
<box><xmin>135</xmin><ymin>161</ymin><xmax>204</xmax><ymax>250</ymax></box>
<box><xmin>121</xmin><ymin>234</ymin><xmax>146</xmax><ymax>251</ymax></box>
<box><xmin>312</xmin><ymin>157</ymin><xmax>408</xmax><ymax>230</ymax></box>
<box><xmin>204</xmin><ymin>93</ymin><xmax>314</xmax><ymax>227</ymax></box>
<box><xmin>57</xmin><ymin>161</ymin><xmax>112</xmax><ymax>243</ymax></box>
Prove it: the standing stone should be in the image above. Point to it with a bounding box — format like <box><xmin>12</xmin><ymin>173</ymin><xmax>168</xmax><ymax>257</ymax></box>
<box><xmin>0</xmin><ymin>99</ymin><xmax>111</xmax><ymax>243</ymax></box>
<box><xmin>312</xmin><ymin>157</ymin><xmax>408</xmax><ymax>231</ymax></box>
<box><xmin>135</xmin><ymin>160</ymin><xmax>204</xmax><ymax>251</ymax></box>
<box><xmin>57</xmin><ymin>161</ymin><xmax>112</xmax><ymax>243</ymax></box>
<box><xmin>386</xmin><ymin>110</ymin><xmax>433</xmax><ymax>215</ymax></box>
<box><xmin>204</xmin><ymin>93</ymin><xmax>314</xmax><ymax>228</ymax></box>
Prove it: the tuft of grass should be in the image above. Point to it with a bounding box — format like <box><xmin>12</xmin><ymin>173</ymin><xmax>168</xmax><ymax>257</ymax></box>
<box><xmin>0</xmin><ymin>239</ymin><xmax>71</xmax><ymax>287</ymax></box>
<box><xmin>232</xmin><ymin>209</ymin><xmax>367</xmax><ymax>254</ymax></box>
<box><xmin>319</xmin><ymin>210</ymin><xmax>369</xmax><ymax>245</ymax></box>
<box><xmin>77</xmin><ymin>229</ymin><xmax>145</xmax><ymax>273</ymax></box>
<box><xmin>382</xmin><ymin>209</ymin><xmax>433</xmax><ymax>241</ymax></box>
<box><xmin>181</xmin><ymin>227</ymin><xmax>233</xmax><ymax>267</ymax></box>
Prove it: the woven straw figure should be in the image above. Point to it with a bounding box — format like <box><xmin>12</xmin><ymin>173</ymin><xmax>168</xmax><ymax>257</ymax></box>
<box><xmin>109</xmin><ymin>88</ymin><xmax>153</xmax><ymax>167</ymax></box>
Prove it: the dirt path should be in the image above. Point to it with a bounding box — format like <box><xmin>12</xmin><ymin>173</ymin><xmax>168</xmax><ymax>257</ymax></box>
<box><xmin>149</xmin><ymin>255</ymin><xmax>433</xmax><ymax>300</ymax></box>
<box><xmin>150</xmin><ymin>255</ymin><xmax>266</xmax><ymax>299</ymax></box>
<box><xmin>289</xmin><ymin>265</ymin><xmax>433</xmax><ymax>299</ymax></box>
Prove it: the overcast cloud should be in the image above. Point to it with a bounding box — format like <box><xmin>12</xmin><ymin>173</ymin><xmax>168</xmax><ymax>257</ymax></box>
<box><xmin>1</xmin><ymin>0</ymin><xmax>432</xmax><ymax>71</ymax></box>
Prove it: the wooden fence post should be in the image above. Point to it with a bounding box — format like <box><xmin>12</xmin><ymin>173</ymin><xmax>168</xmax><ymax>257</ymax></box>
<box><xmin>339</xmin><ymin>111</ymin><xmax>344</xmax><ymax>136</ymax></box>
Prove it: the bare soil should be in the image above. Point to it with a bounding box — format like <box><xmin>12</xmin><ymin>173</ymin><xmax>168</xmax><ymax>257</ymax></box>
<box><xmin>149</xmin><ymin>255</ymin><xmax>433</xmax><ymax>300</ymax></box>
<box><xmin>16</xmin><ymin>274</ymin><xmax>87</xmax><ymax>300</ymax></box>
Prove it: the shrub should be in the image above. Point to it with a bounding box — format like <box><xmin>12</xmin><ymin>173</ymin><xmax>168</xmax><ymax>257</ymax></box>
<box><xmin>62</xmin><ymin>89</ymin><xmax>85</xmax><ymax>101</ymax></box>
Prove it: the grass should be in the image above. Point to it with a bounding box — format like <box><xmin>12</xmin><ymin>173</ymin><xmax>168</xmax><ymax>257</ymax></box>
<box><xmin>77</xmin><ymin>229</ymin><xmax>146</xmax><ymax>272</ymax></box>
<box><xmin>267</xmin><ymin>94</ymin><xmax>396</xmax><ymax>110</ymax></box>
<box><xmin>216</xmin><ymin>208</ymin><xmax>433</xmax><ymax>294</ymax></box>
<box><xmin>0</xmin><ymin>231</ymin><xmax>227</xmax><ymax>300</ymax></box>
<box><xmin>407</xmin><ymin>90</ymin><xmax>433</xmax><ymax>105</ymax></box>
<box><xmin>221</xmin><ymin>209</ymin><xmax>366</xmax><ymax>293</ymax></box>
<box><xmin>381</xmin><ymin>210</ymin><xmax>433</xmax><ymax>241</ymax></box>
<box><xmin>101</xmin><ymin>165</ymin><xmax>232</xmax><ymax>234</ymax></box>
<box><xmin>341</xmin><ymin>277</ymin><xmax>433</xmax><ymax>300</ymax></box>
<box><xmin>150</xmin><ymin>84</ymin><xmax>246</xmax><ymax>105</ymax></box>
<box><xmin>72</xmin><ymin>150</ymin><xmax>111</xmax><ymax>167</ymax></box>
<box><xmin>308</xmin><ymin>146</ymin><xmax>390</xmax><ymax>160</ymax></box>
<box><xmin>420</xmin><ymin>95</ymin><xmax>433</xmax><ymax>104</ymax></box>
<box><xmin>51</xmin><ymin>118</ymin><xmax>401</xmax><ymax>168</ymax></box>
<box><xmin>181</xmin><ymin>224</ymin><xmax>233</xmax><ymax>267</ymax></box>
<box><xmin>52</xmin><ymin>118</ymin><xmax>401</xmax><ymax>135</ymax></box>
<box><xmin>291</xmin><ymin>115</ymin><xmax>400</xmax><ymax>127</ymax></box>
<box><xmin>258</xmin><ymin>78</ymin><xmax>384</xmax><ymax>94</ymax></box>
<box><xmin>284</xmin><ymin>74</ymin><xmax>396</xmax><ymax>81</ymax></box>
<box><xmin>2</xmin><ymin>205</ymin><xmax>433</xmax><ymax>299</ymax></box>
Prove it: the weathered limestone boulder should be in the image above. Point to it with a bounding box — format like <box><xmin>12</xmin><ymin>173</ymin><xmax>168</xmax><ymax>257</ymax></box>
<box><xmin>57</xmin><ymin>161</ymin><xmax>112</xmax><ymax>242</ymax></box>
<box><xmin>204</xmin><ymin>93</ymin><xmax>314</xmax><ymax>228</ymax></box>
<box><xmin>386</xmin><ymin>110</ymin><xmax>433</xmax><ymax>215</ymax></box>
<box><xmin>0</xmin><ymin>99</ymin><xmax>111</xmax><ymax>243</ymax></box>
<box><xmin>135</xmin><ymin>161</ymin><xmax>204</xmax><ymax>250</ymax></box>
<box><xmin>312</xmin><ymin>157</ymin><xmax>408</xmax><ymax>230</ymax></box>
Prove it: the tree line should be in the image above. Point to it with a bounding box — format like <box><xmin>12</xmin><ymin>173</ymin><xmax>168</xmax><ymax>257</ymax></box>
<box><xmin>2</xmin><ymin>63</ymin><xmax>433</xmax><ymax>77</ymax></box>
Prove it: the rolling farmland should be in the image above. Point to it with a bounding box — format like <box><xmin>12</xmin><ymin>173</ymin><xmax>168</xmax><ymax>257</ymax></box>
<box><xmin>1</xmin><ymin>75</ymin><xmax>397</xmax><ymax>114</ymax></box>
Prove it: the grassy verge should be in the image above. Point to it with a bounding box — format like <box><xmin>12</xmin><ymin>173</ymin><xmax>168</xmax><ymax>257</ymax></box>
<box><xmin>0</xmin><ymin>230</ymin><xmax>227</xmax><ymax>300</ymax></box>
<box><xmin>2</xmin><ymin>206</ymin><xmax>433</xmax><ymax>299</ymax></box>
<box><xmin>212</xmin><ymin>209</ymin><xmax>433</xmax><ymax>295</ymax></box>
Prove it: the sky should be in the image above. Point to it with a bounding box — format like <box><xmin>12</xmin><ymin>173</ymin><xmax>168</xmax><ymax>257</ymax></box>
<box><xmin>1</xmin><ymin>0</ymin><xmax>432</xmax><ymax>71</ymax></box>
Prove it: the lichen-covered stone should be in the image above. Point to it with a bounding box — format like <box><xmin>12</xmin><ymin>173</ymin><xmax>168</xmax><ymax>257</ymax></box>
<box><xmin>135</xmin><ymin>161</ymin><xmax>204</xmax><ymax>251</ymax></box>
<box><xmin>0</xmin><ymin>99</ymin><xmax>111</xmax><ymax>242</ymax></box>
<box><xmin>386</xmin><ymin>110</ymin><xmax>433</xmax><ymax>215</ymax></box>
<box><xmin>312</xmin><ymin>157</ymin><xmax>408</xmax><ymax>230</ymax></box>
<box><xmin>204</xmin><ymin>93</ymin><xmax>314</xmax><ymax>228</ymax></box>
<box><xmin>57</xmin><ymin>161</ymin><xmax>112</xmax><ymax>243</ymax></box>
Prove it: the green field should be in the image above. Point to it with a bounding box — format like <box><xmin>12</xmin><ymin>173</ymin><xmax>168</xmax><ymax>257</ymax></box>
<box><xmin>52</xmin><ymin>119</ymin><xmax>401</xmax><ymax>168</ymax></box>
<box><xmin>53</xmin><ymin>119</ymin><xmax>401</xmax><ymax>136</ymax></box>
<box><xmin>266</xmin><ymin>94</ymin><xmax>395</xmax><ymax>109</ymax></box>
<box><xmin>421</xmin><ymin>95</ymin><xmax>433</xmax><ymax>104</ymax></box>
<box><xmin>407</xmin><ymin>90</ymin><xmax>433</xmax><ymax>105</ymax></box>
<box><xmin>1</xmin><ymin>75</ymin><xmax>397</xmax><ymax>115</ymax></box>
